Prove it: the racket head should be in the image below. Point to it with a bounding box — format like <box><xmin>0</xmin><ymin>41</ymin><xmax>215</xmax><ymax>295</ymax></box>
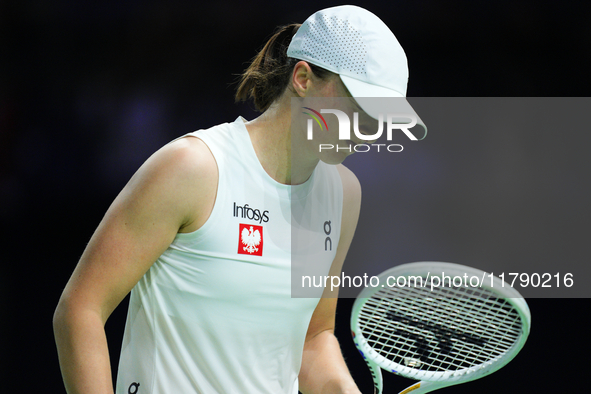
<box><xmin>350</xmin><ymin>262</ymin><xmax>531</xmax><ymax>387</ymax></box>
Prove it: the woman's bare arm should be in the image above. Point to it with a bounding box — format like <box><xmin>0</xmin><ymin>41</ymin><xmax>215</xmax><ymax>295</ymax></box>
<box><xmin>53</xmin><ymin>137</ymin><xmax>217</xmax><ymax>394</ymax></box>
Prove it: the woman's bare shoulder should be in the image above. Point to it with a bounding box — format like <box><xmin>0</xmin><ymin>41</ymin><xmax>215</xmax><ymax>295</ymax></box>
<box><xmin>145</xmin><ymin>135</ymin><xmax>219</xmax><ymax>232</ymax></box>
<box><xmin>335</xmin><ymin>163</ymin><xmax>362</xmax><ymax>236</ymax></box>
<box><xmin>336</xmin><ymin>164</ymin><xmax>361</xmax><ymax>203</ymax></box>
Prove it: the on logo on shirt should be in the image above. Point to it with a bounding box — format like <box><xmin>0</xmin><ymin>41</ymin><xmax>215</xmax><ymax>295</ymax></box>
<box><xmin>238</xmin><ymin>223</ymin><xmax>263</xmax><ymax>256</ymax></box>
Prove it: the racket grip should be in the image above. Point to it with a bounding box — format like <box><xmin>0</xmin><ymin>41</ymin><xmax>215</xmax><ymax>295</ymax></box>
<box><xmin>397</xmin><ymin>381</ymin><xmax>451</xmax><ymax>394</ymax></box>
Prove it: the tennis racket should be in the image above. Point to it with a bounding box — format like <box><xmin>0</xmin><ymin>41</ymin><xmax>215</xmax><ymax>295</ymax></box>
<box><xmin>350</xmin><ymin>262</ymin><xmax>531</xmax><ymax>394</ymax></box>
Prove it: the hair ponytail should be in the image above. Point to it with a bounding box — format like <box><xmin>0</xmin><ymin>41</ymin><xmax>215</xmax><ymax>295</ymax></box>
<box><xmin>235</xmin><ymin>23</ymin><xmax>332</xmax><ymax>112</ymax></box>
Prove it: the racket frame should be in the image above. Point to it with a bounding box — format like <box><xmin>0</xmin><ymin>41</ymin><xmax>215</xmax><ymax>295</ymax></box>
<box><xmin>350</xmin><ymin>262</ymin><xmax>531</xmax><ymax>393</ymax></box>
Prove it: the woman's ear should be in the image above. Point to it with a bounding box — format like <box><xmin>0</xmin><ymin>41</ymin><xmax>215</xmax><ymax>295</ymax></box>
<box><xmin>291</xmin><ymin>61</ymin><xmax>314</xmax><ymax>97</ymax></box>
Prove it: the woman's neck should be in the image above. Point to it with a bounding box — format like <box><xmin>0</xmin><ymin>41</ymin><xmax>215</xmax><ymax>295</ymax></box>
<box><xmin>244</xmin><ymin>96</ymin><xmax>319</xmax><ymax>185</ymax></box>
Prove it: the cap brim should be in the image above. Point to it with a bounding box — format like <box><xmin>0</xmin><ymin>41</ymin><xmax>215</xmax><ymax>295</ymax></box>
<box><xmin>339</xmin><ymin>75</ymin><xmax>427</xmax><ymax>140</ymax></box>
<box><xmin>340</xmin><ymin>74</ymin><xmax>405</xmax><ymax>99</ymax></box>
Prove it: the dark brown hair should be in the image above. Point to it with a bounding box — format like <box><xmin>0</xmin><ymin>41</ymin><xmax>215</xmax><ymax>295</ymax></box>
<box><xmin>235</xmin><ymin>23</ymin><xmax>334</xmax><ymax>112</ymax></box>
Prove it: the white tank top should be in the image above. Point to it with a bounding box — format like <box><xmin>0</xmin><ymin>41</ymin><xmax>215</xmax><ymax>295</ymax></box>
<box><xmin>115</xmin><ymin>117</ymin><xmax>343</xmax><ymax>394</ymax></box>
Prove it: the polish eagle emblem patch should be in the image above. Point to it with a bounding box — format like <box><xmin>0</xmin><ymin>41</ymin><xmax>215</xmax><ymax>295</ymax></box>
<box><xmin>238</xmin><ymin>223</ymin><xmax>263</xmax><ymax>256</ymax></box>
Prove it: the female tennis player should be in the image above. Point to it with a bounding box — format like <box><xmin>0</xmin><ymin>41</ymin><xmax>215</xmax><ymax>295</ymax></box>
<box><xmin>53</xmin><ymin>5</ymin><xmax>414</xmax><ymax>393</ymax></box>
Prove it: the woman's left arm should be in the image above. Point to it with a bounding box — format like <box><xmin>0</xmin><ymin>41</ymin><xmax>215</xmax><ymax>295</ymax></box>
<box><xmin>299</xmin><ymin>164</ymin><xmax>363</xmax><ymax>394</ymax></box>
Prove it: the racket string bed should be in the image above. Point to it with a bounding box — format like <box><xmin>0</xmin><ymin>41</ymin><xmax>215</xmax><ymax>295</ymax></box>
<box><xmin>357</xmin><ymin>277</ymin><xmax>525</xmax><ymax>376</ymax></box>
<box><xmin>351</xmin><ymin>262</ymin><xmax>531</xmax><ymax>394</ymax></box>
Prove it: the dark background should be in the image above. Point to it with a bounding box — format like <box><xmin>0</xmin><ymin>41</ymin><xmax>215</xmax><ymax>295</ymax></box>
<box><xmin>2</xmin><ymin>0</ymin><xmax>590</xmax><ymax>392</ymax></box>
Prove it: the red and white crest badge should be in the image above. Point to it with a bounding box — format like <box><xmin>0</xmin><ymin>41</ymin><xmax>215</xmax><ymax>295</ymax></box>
<box><xmin>238</xmin><ymin>223</ymin><xmax>263</xmax><ymax>256</ymax></box>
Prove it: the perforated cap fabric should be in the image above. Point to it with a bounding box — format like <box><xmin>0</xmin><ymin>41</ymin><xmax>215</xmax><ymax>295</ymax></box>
<box><xmin>287</xmin><ymin>5</ymin><xmax>409</xmax><ymax>99</ymax></box>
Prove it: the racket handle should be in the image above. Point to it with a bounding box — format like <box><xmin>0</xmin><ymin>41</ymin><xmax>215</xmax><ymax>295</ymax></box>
<box><xmin>397</xmin><ymin>381</ymin><xmax>452</xmax><ymax>394</ymax></box>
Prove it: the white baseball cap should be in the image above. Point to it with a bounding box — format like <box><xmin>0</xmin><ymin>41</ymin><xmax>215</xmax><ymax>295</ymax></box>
<box><xmin>288</xmin><ymin>5</ymin><xmax>426</xmax><ymax>137</ymax></box>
